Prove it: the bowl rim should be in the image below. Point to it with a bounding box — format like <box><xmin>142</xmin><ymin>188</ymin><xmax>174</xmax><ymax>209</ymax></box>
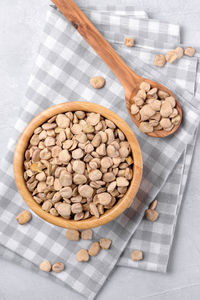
<box><xmin>13</xmin><ymin>101</ymin><xmax>143</xmax><ymax>229</ymax></box>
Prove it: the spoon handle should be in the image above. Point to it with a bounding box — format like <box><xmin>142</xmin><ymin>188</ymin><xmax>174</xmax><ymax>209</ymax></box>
<box><xmin>52</xmin><ymin>0</ymin><xmax>141</xmax><ymax>93</ymax></box>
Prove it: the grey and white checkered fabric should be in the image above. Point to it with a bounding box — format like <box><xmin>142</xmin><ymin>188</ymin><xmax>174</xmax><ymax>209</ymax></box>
<box><xmin>0</xmin><ymin>5</ymin><xmax>200</xmax><ymax>299</ymax></box>
<box><xmin>119</xmin><ymin>129</ymin><xmax>199</xmax><ymax>271</ymax></box>
<box><xmin>80</xmin><ymin>6</ymin><xmax>149</xmax><ymax>18</ymax></box>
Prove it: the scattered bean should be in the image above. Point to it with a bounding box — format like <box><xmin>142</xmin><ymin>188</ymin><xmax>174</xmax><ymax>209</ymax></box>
<box><xmin>76</xmin><ymin>249</ymin><xmax>89</xmax><ymax>262</ymax></box>
<box><xmin>40</xmin><ymin>260</ymin><xmax>51</xmax><ymax>272</ymax></box>
<box><xmin>124</xmin><ymin>37</ymin><xmax>135</xmax><ymax>47</ymax></box>
<box><xmin>90</xmin><ymin>76</ymin><xmax>105</xmax><ymax>89</ymax></box>
<box><xmin>149</xmin><ymin>199</ymin><xmax>158</xmax><ymax>210</ymax></box>
<box><xmin>16</xmin><ymin>210</ymin><xmax>32</xmax><ymax>225</ymax></box>
<box><xmin>165</xmin><ymin>50</ymin><xmax>178</xmax><ymax>63</ymax></box>
<box><xmin>145</xmin><ymin>209</ymin><xmax>159</xmax><ymax>222</ymax></box>
<box><xmin>52</xmin><ymin>262</ymin><xmax>65</xmax><ymax>273</ymax></box>
<box><xmin>99</xmin><ymin>238</ymin><xmax>112</xmax><ymax>250</ymax></box>
<box><xmin>175</xmin><ymin>47</ymin><xmax>184</xmax><ymax>59</ymax></box>
<box><xmin>88</xmin><ymin>242</ymin><xmax>100</xmax><ymax>256</ymax></box>
<box><xmin>154</xmin><ymin>54</ymin><xmax>166</xmax><ymax>67</ymax></box>
<box><xmin>65</xmin><ymin>229</ymin><xmax>80</xmax><ymax>241</ymax></box>
<box><xmin>184</xmin><ymin>47</ymin><xmax>195</xmax><ymax>57</ymax></box>
<box><xmin>81</xmin><ymin>229</ymin><xmax>93</xmax><ymax>240</ymax></box>
<box><xmin>131</xmin><ymin>250</ymin><xmax>143</xmax><ymax>261</ymax></box>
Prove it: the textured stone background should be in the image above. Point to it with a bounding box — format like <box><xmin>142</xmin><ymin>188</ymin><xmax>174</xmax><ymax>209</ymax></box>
<box><xmin>0</xmin><ymin>0</ymin><xmax>200</xmax><ymax>299</ymax></box>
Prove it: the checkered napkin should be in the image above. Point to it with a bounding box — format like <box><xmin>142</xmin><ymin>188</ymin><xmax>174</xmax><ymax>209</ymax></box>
<box><xmin>0</xmin><ymin>5</ymin><xmax>200</xmax><ymax>300</ymax></box>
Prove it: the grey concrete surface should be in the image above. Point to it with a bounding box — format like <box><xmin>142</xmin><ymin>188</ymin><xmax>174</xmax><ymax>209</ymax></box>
<box><xmin>0</xmin><ymin>0</ymin><xmax>200</xmax><ymax>299</ymax></box>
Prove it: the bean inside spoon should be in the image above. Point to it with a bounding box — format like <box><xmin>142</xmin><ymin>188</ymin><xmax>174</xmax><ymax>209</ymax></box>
<box><xmin>52</xmin><ymin>0</ymin><xmax>182</xmax><ymax>137</ymax></box>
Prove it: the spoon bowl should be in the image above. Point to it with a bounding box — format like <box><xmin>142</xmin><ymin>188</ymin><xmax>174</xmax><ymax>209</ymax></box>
<box><xmin>52</xmin><ymin>0</ymin><xmax>182</xmax><ymax>137</ymax></box>
<box><xmin>125</xmin><ymin>78</ymin><xmax>182</xmax><ymax>137</ymax></box>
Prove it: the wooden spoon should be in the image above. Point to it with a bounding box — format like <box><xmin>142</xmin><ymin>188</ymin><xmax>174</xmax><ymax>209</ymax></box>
<box><xmin>52</xmin><ymin>0</ymin><xmax>182</xmax><ymax>137</ymax></box>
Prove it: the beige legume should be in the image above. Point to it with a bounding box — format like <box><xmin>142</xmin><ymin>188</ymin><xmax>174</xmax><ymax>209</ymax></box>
<box><xmin>165</xmin><ymin>50</ymin><xmax>178</xmax><ymax>63</ymax></box>
<box><xmin>99</xmin><ymin>238</ymin><xmax>112</xmax><ymax>250</ymax></box>
<box><xmin>160</xmin><ymin>118</ymin><xmax>171</xmax><ymax>129</ymax></box>
<box><xmin>52</xmin><ymin>262</ymin><xmax>65</xmax><ymax>273</ymax></box>
<box><xmin>149</xmin><ymin>199</ymin><xmax>158</xmax><ymax>210</ymax></box>
<box><xmin>16</xmin><ymin>210</ymin><xmax>32</xmax><ymax>225</ymax></box>
<box><xmin>124</xmin><ymin>37</ymin><xmax>134</xmax><ymax>47</ymax></box>
<box><xmin>89</xmin><ymin>202</ymin><xmax>100</xmax><ymax>218</ymax></box>
<box><xmin>65</xmin><ymin>229</ymin><xmax>80</xmax><ymax>241</ymax></box>
<box><xmin>88</xmin><ymin>242</ymin><xmax>100</xmax><ymax>256</ymax></box>
<box><xmin>154</xmin><ymin>54</ymin><xmax>166</xmax><ymax>67</ymax></box>
<box><xmin>90</xmin><ymin>77</ymin><xmax>105</xmax><ymax>89</ymax></box>
<box><xmin>40</xmin><ymin>260</ymin><xmax>51</xmax><ymax>272</ymax></box>
<box><xmin>76</xmin><ymin>249</ymin><xmax>89</xmax><ymax>262</ymax></box>
<box><xmin>131</xmin><ymin>250</ymin><xmax>143</xmax><ymax>261</ymax></box>
<box><xmin>160</xmin><ymin>101</ymin><xmax>173</xmax><ymax>117</ymax></box>
<box><xmin>184</xmin><ymin>47</ymin><xmax>195</xmax><ymax>57</ymax></box>
<box><xmin>158</xmin><ymin>90</ymin><xmax>169</xmax><ymax>99</ymax></box>
<box><xmin>145</xmin><ymin>209</ymin><xmax>159</xmax><ymax>222</ymax></box>
<box><xmin>98</xmin><ymin>192</ymin><xmax>112</xmax><ymax>206</ymax></box>
<box><xmin>56</xmin><ymin>114</ymin><xmax>70</xmax><ymax>128</ymax></box>
<box><xmin>81</xmin><ymin>229</ymin><xmax>93</xmax><ymax>240</ymax></box>
<box><xmin>175</xmin><ymin>47</ymin><xmax>184</xmax><ymax>59</ymax></box>
<box><xmin>57</xmin><ymin>203</ymin><xmax>71</xmax><ymax>217</ymax></box>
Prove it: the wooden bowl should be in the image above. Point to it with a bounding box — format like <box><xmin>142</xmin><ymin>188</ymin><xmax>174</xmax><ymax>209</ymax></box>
<box><xmin>13</xmin><ymin>102</ymin><xmax>143</xmax><ymax>229</ymax></box>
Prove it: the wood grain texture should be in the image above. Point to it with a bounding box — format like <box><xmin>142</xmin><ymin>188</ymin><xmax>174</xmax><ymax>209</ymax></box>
<box><xmin>13</xmin><ymin>102</ymin><xmax>143</xmax><ymax>229</ymax></box>
<box><xmin>52</xmin><ymin>0</ymin><xmax>182</xmax><ymax>137</ymax></box>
